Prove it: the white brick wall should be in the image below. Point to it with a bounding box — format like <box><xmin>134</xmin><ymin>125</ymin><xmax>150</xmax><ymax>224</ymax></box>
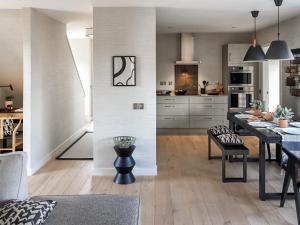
<box><xmin>93</xmin><ymin>7</ymin><xmax>157</xmax><ymax>175</ymax></box>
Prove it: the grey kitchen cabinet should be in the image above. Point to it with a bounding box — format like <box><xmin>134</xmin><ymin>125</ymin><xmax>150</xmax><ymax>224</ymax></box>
<box><xmin>157</xmin><ymin>96</ymin><xmax>228</xmax><ymax>129</ymax></box>
<box><xmin>225</xmin><ymin>44</ymin><xmax>251</xmax><ymax>65</ymax></box>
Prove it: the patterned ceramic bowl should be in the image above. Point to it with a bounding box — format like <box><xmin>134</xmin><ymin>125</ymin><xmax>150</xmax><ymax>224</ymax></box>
<box><xmin>113</xmin><ymin>136</ymin><xmax>136</xmax><ymax>148</ymax></box>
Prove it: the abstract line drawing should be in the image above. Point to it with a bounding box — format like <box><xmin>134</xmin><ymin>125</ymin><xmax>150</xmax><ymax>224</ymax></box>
<box><xmin>113</xmin><ymin>56</ymin><xmax>136</xmax><ymax>86</ymax></box>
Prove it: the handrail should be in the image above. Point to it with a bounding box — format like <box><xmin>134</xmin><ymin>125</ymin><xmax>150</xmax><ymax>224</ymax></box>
<box><xmin>66</xmin><ymin>36</ymin><xmax>86</xmax><ymax>97</ymax></box>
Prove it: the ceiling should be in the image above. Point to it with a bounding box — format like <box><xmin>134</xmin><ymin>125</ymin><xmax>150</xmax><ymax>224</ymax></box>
<box><xmin>1</xmin><ymin>0</ymin><xmax>300</xmax><ymax>37</ymax></box>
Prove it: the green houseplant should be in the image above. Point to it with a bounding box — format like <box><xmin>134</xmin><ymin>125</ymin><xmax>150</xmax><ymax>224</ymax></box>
<box><xmin>250</xmin><ymin>100</ymin><xmax>264</xmax><ymax>116</ymax></box>
<box><xmin>274</xmin><ymin>105</ymin><xmax>294</xmax><ymax>128</ymax></box>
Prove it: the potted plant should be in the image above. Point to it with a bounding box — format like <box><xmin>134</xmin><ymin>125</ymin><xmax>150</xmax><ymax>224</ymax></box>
<box><xmin>274</xmin><ymin>105</ymin><xmax>294</xmax><ymax>128</ymax></box>
<box><xmin>250</xmin><ymin>100</ymin><xmax>264</xmax><ymax>116</ymax></box>
<box><xmin>5</xmin><ymin>95</ymin><xmax>14</xmax><ymax>110</ymax></box>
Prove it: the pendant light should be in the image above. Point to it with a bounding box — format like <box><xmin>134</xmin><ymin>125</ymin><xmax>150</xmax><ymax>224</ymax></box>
<box><xmin>244</xmin><ymin>11</ymin><xmax>266</xmax><ymax>62</ymax></box>
<box><xmin>266</xmin><ymin>0</ymin><xmax>294</xmax><ymax>60</ymax></box>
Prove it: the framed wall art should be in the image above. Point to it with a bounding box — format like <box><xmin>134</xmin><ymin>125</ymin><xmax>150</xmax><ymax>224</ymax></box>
<box><xmin>113</xmin><ymin>56</ymin><xmax>136</xmax><ymax>86</ymax></box>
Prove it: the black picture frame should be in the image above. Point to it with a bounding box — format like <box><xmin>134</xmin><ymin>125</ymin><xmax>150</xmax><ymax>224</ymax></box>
<box><xmin>113</xmin><ymin>56</ymin><xmax>136</xmax><ymax>86</ymax></box>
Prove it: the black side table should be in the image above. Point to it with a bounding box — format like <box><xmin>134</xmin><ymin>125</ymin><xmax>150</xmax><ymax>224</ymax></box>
<box><xmin>113</xmin><ymin>145</ymin><xmax>136</xmax><ymax>184</ymax></box>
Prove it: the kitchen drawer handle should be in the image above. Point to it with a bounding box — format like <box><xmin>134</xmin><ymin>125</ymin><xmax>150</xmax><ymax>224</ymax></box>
<box><xmin>204</xmin><ymin>117</ymin><xmax>213</xmax><ymax>120</ymax></box>
<box><xmin>203</xmin><ymin>105</ymin><xmax>213</xmax><ymax>108</ymax></box>
<box><xmin>204</xmin><ymin>98</ymin><xmax>213</xmax><ymax>101</ymax></box>
<box><xmin>163</xmin><ymin>99</ymin><xmax>175</xmax><ymax>101</ymax></box>
<box><xmin>164</xmin><ymin>117</ymin><xmax>175</xmax><ymax>120</ymax></box>
<box><xmin>164</xmin><ymin>105</ymin><xmax>175</xmax><ymax>108</ymax></box>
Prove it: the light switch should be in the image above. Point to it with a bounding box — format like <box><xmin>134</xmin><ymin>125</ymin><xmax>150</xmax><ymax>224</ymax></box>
<box><xmin>133</xmin><ymin>103</ymin><xmax>144</xmax><ymax>110</ymax></box>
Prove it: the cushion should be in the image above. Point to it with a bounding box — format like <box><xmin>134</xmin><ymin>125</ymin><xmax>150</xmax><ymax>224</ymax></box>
<box><xmin>0</xmin><ymin>152</ymin><xmax>28</xmax><ymax>201</ymax></box>
<box><xmin>209</xmin><ymin>125</ymin><xmax>233</xmax><ymax>136</ymax></box>
<box><xmin>0</xmin><ymin>199</ymin><xmax>57</xmax><ymax>225</ymax></box>
<box><xmin>217</xmin><ymin>134</ymin><xmax>244</xmax><ymax>146</ymax></box>
<box><xmin>3</xmin><ymin>119</ymin><xmax>14</xmax><ymax>136</ymax></box>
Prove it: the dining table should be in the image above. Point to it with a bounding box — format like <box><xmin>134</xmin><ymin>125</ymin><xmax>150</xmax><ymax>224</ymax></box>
<box><xmin>227</xmin><ymin>111</ymin><xmax>300</xmax><ymax>201</ymax></box>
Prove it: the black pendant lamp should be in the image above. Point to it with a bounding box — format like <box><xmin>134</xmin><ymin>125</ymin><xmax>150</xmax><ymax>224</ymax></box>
<box><xmin>266</xmin><ymin>0</ymin><xmax>294</xmax><ymax>60</ymax></box>
<box><xmin>244</xmin><ymin>11</ymin><xmax>266</xmax><ymax>62</ymax></box>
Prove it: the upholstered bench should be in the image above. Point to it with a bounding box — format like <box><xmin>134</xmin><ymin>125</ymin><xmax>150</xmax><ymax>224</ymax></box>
<box><xmin>207</xmin><ymin>127</ymin><xmax>249</xmax><ymax>183</ymax></box>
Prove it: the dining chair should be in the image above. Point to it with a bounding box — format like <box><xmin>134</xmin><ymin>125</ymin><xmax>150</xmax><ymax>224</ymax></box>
<box><xmin>0</xmin><ymin>119</ymin><xmax>23</xmax><ymax>152</ymax></box>
<box><xmin>280</xmin><ymin>149</ymin><xmax>300</xmax><ymax>225</ymax></box>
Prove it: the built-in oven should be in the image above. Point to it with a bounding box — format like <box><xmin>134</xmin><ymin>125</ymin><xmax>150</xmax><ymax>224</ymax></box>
<box><xmin>228</xmin><ymin>86</ymin><xmax>254</xmax><ymax>110</ymax></box>
<box><xmin>229</xmin><ymin>66</ymin><xmax>254</xmax><ymax>86</ymax></box>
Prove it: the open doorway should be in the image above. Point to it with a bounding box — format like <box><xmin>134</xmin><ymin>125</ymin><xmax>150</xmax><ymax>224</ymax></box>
<box><xmin>0</xmin><ymin>10</ymin><xmax>24</xmax><ymax>154</ymax></box>
<box><xmin>261</xmin><ymin>46</ymin><xmax>280</xmax><ymax>111</ymax></box>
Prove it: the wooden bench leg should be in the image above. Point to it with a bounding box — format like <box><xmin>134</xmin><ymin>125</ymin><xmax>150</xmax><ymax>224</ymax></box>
<box><xmin>222</xmin><ymin>153</ymin><xmax>248</xmax><ymax>183</ymax></box>
<box><xmin>208</xmin><ymin>136</ymin><xmax>211</xmax><ymax>160</ymax></box>
<box><xmin>222</xmin><ymin>153</ymin><xmax>226</xmax><ymax>183</ymax></box>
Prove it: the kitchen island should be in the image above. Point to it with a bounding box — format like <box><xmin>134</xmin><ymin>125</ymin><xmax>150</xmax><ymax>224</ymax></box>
<box><xmin>157</xmin><ymin>95</ymin><xmax>228</xmax><ymax>132</ymax></box>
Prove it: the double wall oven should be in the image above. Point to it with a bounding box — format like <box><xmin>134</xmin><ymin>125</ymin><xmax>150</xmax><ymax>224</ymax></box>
<box><xmin>228</xmin><ymin>66</ymin><xmax>254</xmax><ymax>111</ymax></box>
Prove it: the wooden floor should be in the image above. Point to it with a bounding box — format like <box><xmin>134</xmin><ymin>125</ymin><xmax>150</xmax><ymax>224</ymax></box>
<box><xmin>29</xmin><ymin>135</ymin><xmax>297</xmax><ymax>225</ymax></box>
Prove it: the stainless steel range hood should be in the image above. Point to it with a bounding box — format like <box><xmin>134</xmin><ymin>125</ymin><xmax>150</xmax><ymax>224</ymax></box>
<box><xmin>175</xmin><ymin>33</ymin><xmax>199</xmax><ymax>65</ymax></box>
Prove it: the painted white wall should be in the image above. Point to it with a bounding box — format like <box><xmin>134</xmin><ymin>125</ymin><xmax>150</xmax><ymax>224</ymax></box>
<box><xmin>68</xmin><ymin>38</ymin><xmax>92</xmax><ymax>120</ymax></box>
<box><xmin>156</xmin><ymin>33</ymin><xmax>252</xmax><ymax>90</ymax></box>
<box><xmin>257</xmin><ymin>15</ymin><xmax>300</xmax><ymax>119</ymax></box>
<box><xmin>93</xmin><ymin>7</ymin><xmax>157</xmax><ymax>175</ymax></box>
<box><xmin>0</xmin><ymin>10</ymin><xmax>23</xmax><ymax>108</ymax></box>
<box><xmin>23</xmin><ymin>8</ymin><xmax>86</xmax><ymax>174</ymax></box>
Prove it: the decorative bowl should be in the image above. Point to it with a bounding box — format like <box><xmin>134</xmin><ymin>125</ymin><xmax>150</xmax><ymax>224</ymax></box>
<box><xmin>113</xmin><ymin>136</ymin><xmax>136</xmax><ymax>148</ymax></box>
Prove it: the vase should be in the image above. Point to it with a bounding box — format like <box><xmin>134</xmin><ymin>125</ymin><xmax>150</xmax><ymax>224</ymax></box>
<box><xmin>278</xmin><ymin>119</ymin><xmax>288</xmax><ymax>128</ymax></box>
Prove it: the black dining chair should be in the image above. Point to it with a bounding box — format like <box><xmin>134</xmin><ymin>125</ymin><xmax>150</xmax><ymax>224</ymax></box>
<box><xmin>280</xmin><ymin>148</ymin><xmax>300</xmax><ymax>225</ymax></box>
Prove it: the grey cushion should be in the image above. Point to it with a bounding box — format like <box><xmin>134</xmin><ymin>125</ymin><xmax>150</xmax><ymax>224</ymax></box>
<box><xmin>31</xmin><ymin>195</ymin><xmax>140</xmax><ymax>225</ymax></box>
<box><xmin>0</xmin><ymin>152</ymin><xmax>28</xmax><ymax>201</ymax></box>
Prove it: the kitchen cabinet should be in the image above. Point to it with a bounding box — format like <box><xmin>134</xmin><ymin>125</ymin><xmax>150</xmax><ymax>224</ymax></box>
<box><xmin>226</xmin><ymin>44</ymin><xmax>251</xmax><ymax>65</ymax></box>
<box><xmin>157</xmin><ymin>96</ymin><xmax>228</xmax><ymax>129</ymax></box>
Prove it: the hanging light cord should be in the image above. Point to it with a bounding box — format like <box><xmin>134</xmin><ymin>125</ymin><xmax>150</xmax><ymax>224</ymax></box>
<box><xmin>254</xmin><ymin>16</ymin><xmax>257</xmax><ymax>47</ymax></box>
<box><xmin>277</xmin><ymin>4</ymin><xmax>280</xmax><ymax>40</ymax></box>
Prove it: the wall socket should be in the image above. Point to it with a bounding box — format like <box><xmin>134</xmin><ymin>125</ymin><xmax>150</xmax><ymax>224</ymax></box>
<box><xmin>133</xmin><ymin>103</ymin><xmax>144</xmax><ymax>110</ymax></box>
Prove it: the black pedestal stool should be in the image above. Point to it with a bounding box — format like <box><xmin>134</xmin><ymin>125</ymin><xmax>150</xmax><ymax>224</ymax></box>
<box><xmin>113</xmin><ymin>145</ymin><xmax>136</xmax><ymax>184</ymax></box>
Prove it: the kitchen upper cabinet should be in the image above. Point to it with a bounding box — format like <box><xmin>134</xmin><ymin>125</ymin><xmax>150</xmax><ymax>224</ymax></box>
<box><xmin>227</xmin><ymin>44</ymin><xmax>251</xmax><ymax>65</ymax></box>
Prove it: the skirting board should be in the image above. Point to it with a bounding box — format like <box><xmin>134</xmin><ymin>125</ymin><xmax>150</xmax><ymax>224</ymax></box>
<box><xmin>93</xmin><ymin>166</ymin><xmax>157</xmax><ymax>176</ymax></box>
<box><xmin>28</xmin><ymin>126</ymin><xmax>87</xmax><ymax>176</ymax></box>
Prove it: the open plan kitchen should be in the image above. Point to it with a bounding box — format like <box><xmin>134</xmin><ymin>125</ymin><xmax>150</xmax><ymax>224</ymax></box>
<box><xmin>156</xmin><ymin>33</ymin><xmax>261</xmax><ymax>132</ymax></box>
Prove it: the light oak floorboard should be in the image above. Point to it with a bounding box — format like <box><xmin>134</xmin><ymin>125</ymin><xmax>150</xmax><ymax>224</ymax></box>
<box><xmin>29</xmin><ymin>135</ymin><xmax>297</xmax><ymax>225</ymax></box>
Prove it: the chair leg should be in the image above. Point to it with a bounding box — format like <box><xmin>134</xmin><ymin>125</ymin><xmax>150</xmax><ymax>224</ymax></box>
<box><xmin>291</xmin><ymin>162</ymin><xmax>300</xmax><ymax>225</ymax></box>
<box><xmin>280</xmin><ymin>159</ymin><xmax>292</xmax><ymax>207</ymax></box>
<box><xmin>267</xmin><ymin>144</ymin><xmax>271</xmax><ymax>162</ymax></box>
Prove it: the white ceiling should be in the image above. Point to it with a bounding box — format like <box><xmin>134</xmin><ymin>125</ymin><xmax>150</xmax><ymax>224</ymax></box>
<box><xmin>1</xmin><ymin>0</ymin><xmax>300</xmax><ymax>37</ymax></box>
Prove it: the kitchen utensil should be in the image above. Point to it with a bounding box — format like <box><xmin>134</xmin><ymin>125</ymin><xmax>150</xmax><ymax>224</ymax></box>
<box><xmin>175</xmin><ymin>89</ymin><xmax>187</xmax><ymax>95</ymax></box>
